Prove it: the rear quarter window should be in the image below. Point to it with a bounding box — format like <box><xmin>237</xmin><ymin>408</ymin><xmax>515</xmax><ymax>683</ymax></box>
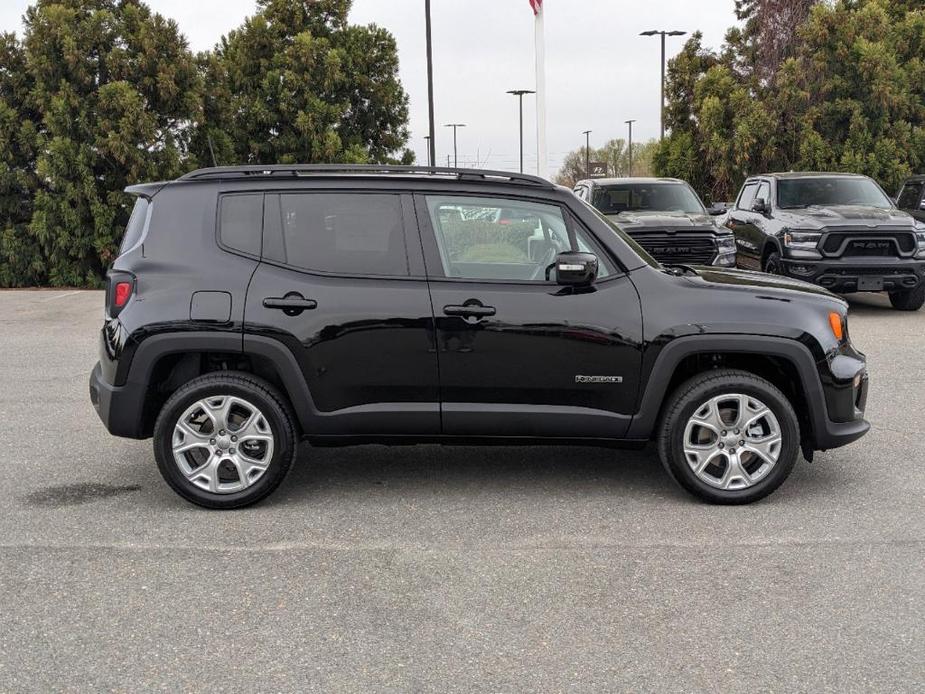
<box><xmin>220</xmin><ymin>194</ymin><xmax>264</xmax><ymax>256</ymax></box>
<box><xmin>119</xmin><ymin>197</ymin><xmax>149</xmax><ymax>254</ymax></box>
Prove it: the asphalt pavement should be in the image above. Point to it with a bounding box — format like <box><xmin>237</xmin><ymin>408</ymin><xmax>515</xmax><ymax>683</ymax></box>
<box><xmin>0</xmin><ymin>290</ymin><xmax>922</xmax><ymax>692</ymax></box>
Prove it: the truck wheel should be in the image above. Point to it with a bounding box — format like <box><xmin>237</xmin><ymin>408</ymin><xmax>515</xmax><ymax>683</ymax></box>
<box><xmin>763</xmin><ymin>251</ymin><xmax>782</xmax><ymax>275</ymax></box>
<box><xmin>657</xmin><ymin>369</ymin><xmax>800</xmax><ymax>504</ymax></box>
<box><xmin>888</xmin><ymin>284</ymin><xmax>925</xmax><ymax>311</ymax></box>
<box><xmin>153</xmin><ymin>372</ymin><xmax>297</xmax><ymax>509</ymax></box>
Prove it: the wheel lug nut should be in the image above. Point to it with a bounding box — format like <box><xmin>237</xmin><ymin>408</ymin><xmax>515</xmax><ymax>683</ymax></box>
<box><xmin>229</xmin><ymin>447</ymin><xmax>236</xmax><ymax>454</ymax></box>
<box><xmin>219</xmin><ymin>430</ymin><xmax>226</xmax><ymax>435</ymax></box>
<box><xmin>730</xmin><ymin>448</ymin><xmax>736</xmax><ymax>454</ymax></box>
<box><xmin>721</xmin><ymin>430</ymin><xmax>727</xmax><ymax>436</ymax></box>
<box><xmin>735</xmin><ymin>429</ymin><xmax>740</xmax><ymax>434</ymax></box>
<box><xmin>718</xmin><ymin>442</ymin><xmax>724</xmax><ymax>448</ymax></box>
<box><xmin>210</xmin><ymin>439</ymin><xmax>216</xmax><ymax>445</ymax></box>
<box><xmin>739</xmin><ymin>440</ymin><xmax>745</xmax><ymax>446</ymax></box>
<box><xmin>231</xmin><ymin>436</ymin><xmax>237</xmax><ymax>442</ymax></box>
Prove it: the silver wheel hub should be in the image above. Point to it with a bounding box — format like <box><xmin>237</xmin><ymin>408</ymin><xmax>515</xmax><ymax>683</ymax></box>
<box><xmin>171</xmin><ymin>395</ymin><xmax>275</xmax><ymax>494</ymax></box>
<box><xmin>682</xmin><ymin>393</ymin><xmax>782</xmax><ymax>491</ymax></box>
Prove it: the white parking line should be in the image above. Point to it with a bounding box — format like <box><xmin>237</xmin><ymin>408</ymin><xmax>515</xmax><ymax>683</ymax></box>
<box><xmin>39</xmin><ymin>290</ymin><xmax>84</xmax><ymax>302</ymax></box>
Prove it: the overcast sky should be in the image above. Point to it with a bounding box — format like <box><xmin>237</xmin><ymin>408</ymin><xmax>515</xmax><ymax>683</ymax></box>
<box><xmin>0</xmin><ymin>0</ymin><xmax>737</xmax><ymax>177</ymax></box>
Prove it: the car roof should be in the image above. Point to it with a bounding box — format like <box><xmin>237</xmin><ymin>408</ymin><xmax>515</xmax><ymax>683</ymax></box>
<box><xmin>577</xmin><ymin>177</ymin><xmax>686</xmax><ymax>186</ymax></box>
<box><xmin>756</xmin><ymin>172</ymin><xmax>871</xmax><ymax>180</ymax></box>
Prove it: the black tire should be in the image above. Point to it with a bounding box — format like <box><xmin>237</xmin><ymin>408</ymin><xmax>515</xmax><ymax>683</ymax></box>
<box><xmin>763</xmin><ymin>251</ymin><xmax>782</xmax><ymax>275</ymax></box>
<box><xmin>153</xmin><ymin>372</ymin><xmax>297</xmax><ymax>509</ymax></box>
<box><xmin>888</xmin><ymin>284</ymin><xmax>925</xmax><ymax>311</ymax></box>
<box><xmin>656</xmin><ymin>369</ymin><xmax>800</xmax><ymax>505</ymax></box>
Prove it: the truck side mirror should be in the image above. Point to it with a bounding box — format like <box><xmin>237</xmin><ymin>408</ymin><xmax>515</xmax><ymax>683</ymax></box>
<box><xmin>751</xmin><ymin>197</ymin><xmax>769</xmax><ymax>214</ymax></box>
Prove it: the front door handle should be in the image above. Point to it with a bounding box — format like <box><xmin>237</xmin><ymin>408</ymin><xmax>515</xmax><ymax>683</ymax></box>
<box><xmin>263</xmin><ymin>293</ymin><xmax>317</xmax><ymax>316</ymax></box>
<box><xmin>443</xmin><ymin>304</ymin><xmax>496</xmax><ymax>318</ymax></box>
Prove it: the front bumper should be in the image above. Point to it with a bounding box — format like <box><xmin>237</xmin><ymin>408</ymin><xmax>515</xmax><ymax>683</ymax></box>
<box><xmin>89</xmin><ymin>361</ymin><xmax>148</xmax><ymax>439</ymax></box>
<box><xmin>780</xmin><ymin>256</ymin><xmax>925</xmax><ymax>293</ymax></box>
<box><xmin>813</xmin><ymin>347</ymin><xmax>870</xmax><ymax>450</ymax></box>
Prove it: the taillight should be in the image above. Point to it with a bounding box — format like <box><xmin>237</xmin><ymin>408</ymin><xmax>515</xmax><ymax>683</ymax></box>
<box><xmin>107</xmin><ymin>272</ymin><xmax>135</xmax><ymax>317</ymax></box>
<box><xmin>114</xmin><ymin>282</ymin><xmax>132</xmax><ymax>307</ymax></box>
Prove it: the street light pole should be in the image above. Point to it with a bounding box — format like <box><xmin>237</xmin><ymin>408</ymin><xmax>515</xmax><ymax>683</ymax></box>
<box><xmin>444</xmin><ymin>123</ymin><xmax>466</xmax><ymax>168</ymax></box>
<box><xmin>423</xmin><ymin>136</ymin><xmax>431</xmax><ymax>166</ymax></box>
<box><xmin>640</xmin><ymin>29</ymin><xmax>687</xmax><ymax>140</ymax></box>
<box><xmin>506</xmin><ymin>89</ymin><xmax>535</xmax><ymax>173</ymax></box>
<box><xmin>582</xmin><ymin>130</ymin><xmax>592</xmax><ymax>180</ymax></box>
<box><xmin>424</xmin><ymin>0</ymin><xmax>436</xmax><ymax>168</ymax></box>
<box><xmin>625</xmin><ymin>119</ymin><xmax>636</xmax><ymax>176</ymax></box>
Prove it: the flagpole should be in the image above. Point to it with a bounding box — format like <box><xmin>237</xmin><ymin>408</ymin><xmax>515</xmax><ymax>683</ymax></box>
<box><xmin>534</xmin><ymin>3</ymin><xmax>547</xmax><ymax>179</ymax></box>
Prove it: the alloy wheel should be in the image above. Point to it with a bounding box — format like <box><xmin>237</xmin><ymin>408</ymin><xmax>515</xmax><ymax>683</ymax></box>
<box><xmin>171</xmin><ymin>395</ymin><xmax>275</xmax><ymax>494</ymax></box>
<box><xmin>682</xmin><ymin>393</ymin><xmax>782</xmax><ymax>490</ymax></box>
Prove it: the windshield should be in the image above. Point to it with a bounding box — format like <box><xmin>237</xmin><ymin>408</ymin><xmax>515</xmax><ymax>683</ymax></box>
<box><xmin>777</xmin><ymin>177</ymin><xmax>893</xmax><ymax>209</ymax></box>
<box><xmin>591</xmin><ymin>182</ymin><xmax>705</xmax><ymax>215</ymax></box>
<box><xmin>578</xmin><ymin>198</ymin><xmax>660</xmax><ymax>268</ymax></box>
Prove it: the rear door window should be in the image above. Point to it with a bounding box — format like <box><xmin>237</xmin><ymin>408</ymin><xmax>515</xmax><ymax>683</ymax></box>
<box><xmin>265</xmin><ymin>193</ymin><xmax>408</xmax><ymax>277</ymax></box>
<box><xmin>737</xmin><ymin>183</ymin><xmax>758</xmax><ymax>211</ymax></box>
<box><xmin>220</xmin><ymin>194</ymin><xmax>263</xmax><ymax>256</ymax></box>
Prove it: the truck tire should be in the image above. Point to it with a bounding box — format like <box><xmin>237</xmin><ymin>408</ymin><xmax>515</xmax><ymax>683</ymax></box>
<box><xmin>763</xmin><ymin>251</ymin><xmax>782</xmax><ymax>275</ymax></box>
<box><xmin>153</xmin><ymin>372</ymin><xmax>298</xmax><ymax>509</ymax></box>
<box><xmin>657</xmin><ymin>369</ymin><xmax>800</xmax><ymax>504</ymax></box>
<box><xmin>888</xmin><ymin>284</ymin><xmax>925</xmax><ymax>311</ymax></box>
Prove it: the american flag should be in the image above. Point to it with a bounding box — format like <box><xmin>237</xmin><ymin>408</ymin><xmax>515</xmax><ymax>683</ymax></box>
<box><xmin>529</xmin><ymin>0</ymin><xmax>543</xmax><ymax>15</ymax></box>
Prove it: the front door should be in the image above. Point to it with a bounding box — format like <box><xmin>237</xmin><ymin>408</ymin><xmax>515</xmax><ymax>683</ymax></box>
<box><xmin>242</xmin><ymin>189</ymin><xmax>439</xmax><ymax>435</ymax></box>
<box><xmin>415</xmin><ymin>193</ymin><xmax>643</xmax><ymax>438</ymax></box>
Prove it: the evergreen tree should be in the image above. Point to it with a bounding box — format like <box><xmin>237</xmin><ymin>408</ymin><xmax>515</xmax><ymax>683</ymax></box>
<box><xmin>0</xmin><ymin>33</ymin><xmax>41</xmax><ymax>286</ymax></box>
<box><xmin>195</xmin><ymin>0</ymin><xmax>412</xmax><ymax>167</ymax></box>
<box><xmin>23</xmin><ymin>0</ymin><xmax>200</xmax><ymax>286</ymax></box>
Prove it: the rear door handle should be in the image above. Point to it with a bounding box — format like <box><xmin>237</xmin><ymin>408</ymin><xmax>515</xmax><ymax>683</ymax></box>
<box><xmin>263</xmin><ymin>294</ymin><xmax>317</xmax><ymax>316</ymax></box>
<box><xmin>443</xmin><ymin>304</ymin><xmax>496</xmax><ymax>318</ymax></box>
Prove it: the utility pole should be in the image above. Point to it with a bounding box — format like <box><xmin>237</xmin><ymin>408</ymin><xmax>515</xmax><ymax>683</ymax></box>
<box><xmin>640</xmin><ymin>30</ymin><xmax>687</xmax><ymax>140</ymax></box>
<box><xmin>506</xmin><ymin>89</ymin><xmax>535</xmax><ymax>173</ymax></box>
<box><xmin>423</xmin><ymin>136</ymin><xmax>431</xmax><ymax>166</ymax></box>
<box><xmin>625</xmin><ymin>119</ymin><xmax>636</xmax><ymax>176</ymax></box>
<box><xmin>425</xmin><ymin>0</ymin><xmax>436</xmax><ymax>168</ymax></box>
<box><xmin>444</xmin><ymin>123</ymin><xmax>466</xmax><ymax>168</ymax></box>
<box><xmin>582</xmin><ymin>130</ymin><xmax>592</xmax><ymax>180</ymax></box>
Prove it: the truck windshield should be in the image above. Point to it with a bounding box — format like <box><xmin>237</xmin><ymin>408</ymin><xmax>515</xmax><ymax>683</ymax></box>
<box><xmin>777</xmin><ymin>177</ymin><xmax>893</xmax><ymax>209</ymax></box>
<box><xmin>591</xmin><ymin>182</ymin><xmax>705</xmax><ymax>215</ymax></box>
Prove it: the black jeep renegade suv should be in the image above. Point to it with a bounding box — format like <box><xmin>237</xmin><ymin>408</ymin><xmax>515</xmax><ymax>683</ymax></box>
<box><xmin>89</xmin><ymin>165</ymin><xmax>869</xmax><ymax>508</ymax></box>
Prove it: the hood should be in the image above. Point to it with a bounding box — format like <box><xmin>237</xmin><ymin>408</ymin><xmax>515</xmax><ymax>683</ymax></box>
<box><xmin>776</xmin><ymin>205</ymin><xmax>916</xmax><ymax>229</ymax></box>
<box><xmin>605</xmin><ymin>210</ymin><xmax>717</xmax><ymax>230</ymax></box>
<box><xmin>679</xmin><ymin>265</ymin><xmax>844</xmax><ymax>303</ymax></box>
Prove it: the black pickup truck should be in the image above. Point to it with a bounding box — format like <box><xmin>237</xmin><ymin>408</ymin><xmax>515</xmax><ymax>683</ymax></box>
<box><xmin>724</xmin><ymin>172</ymin><xmax>925</xmax><ymax>310</ymax></box>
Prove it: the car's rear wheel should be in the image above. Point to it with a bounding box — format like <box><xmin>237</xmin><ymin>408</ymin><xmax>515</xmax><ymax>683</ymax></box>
<box><xmin>657</xmin><ymin>369</ymin><xmax>800</xmax><ymax>504</ymax></box>
<box><xmin>888</xmin><ymin>284</ymin><xmax>925</xmax><ymax>311</ymax></box>
<box><xmin>153</xmin><ymin>372</ymin><xmax>297</xmax><ymax>509</ymax></box>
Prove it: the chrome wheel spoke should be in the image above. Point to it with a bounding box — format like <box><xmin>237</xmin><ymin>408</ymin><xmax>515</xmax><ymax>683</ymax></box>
<box><xmin>720</xmin><ymin>452</ymin><xmax>752</xmax><ymax>490</ymax></box>
<box><xmin>186</xmin><ymin>452</ymin><xmax>223</xmax><ymax>492</ymax></box>
<box><xmin>690</xmin><ymin>399</ymin><xmax>723</xmax><ymax>434</ymax></box>
<box><xmin>173</xmin><ymin>419</ymin><xmax>211</xmax><ymax>454</ymax></box>
<box><xmin>742</xmin><ymin>433</ymin><xmax>782</xmax><ymax>466</ymax></box>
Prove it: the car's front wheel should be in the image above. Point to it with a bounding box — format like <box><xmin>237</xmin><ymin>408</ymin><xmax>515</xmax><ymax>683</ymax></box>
<box><xmin>657</xmin><ymin>369</ymin><xmax>800</xmax><ymax>504</ymax></box>
<box><xmin>153</xmin><ymin>372</ymin><xmax>297</xmax><ymax>509</ymax></box>
<box><xmin>888</xmin><ymin>284</ymin><xmax>925</xmax><ymax>311</ymax></box>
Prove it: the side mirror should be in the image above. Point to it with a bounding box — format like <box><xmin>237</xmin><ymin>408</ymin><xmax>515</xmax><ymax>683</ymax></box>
<box><xmin>751</xmin><ymin>197</ymin><xmax>769</xmax><ymax>214</ymax></box>
<box><xmin>707</xmin><ymin>204</ymin><xmax>726</xmax><ymax>216</ymax></box>
<box><xmin>553</xmin><ymin>251</ymin><xmax>598</xmax><ymax>286</ymax></box>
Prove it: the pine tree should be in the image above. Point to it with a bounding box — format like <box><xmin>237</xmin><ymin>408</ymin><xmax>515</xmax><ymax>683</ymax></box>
<box><xmin>23</xmin><ymin>0</ymin><xmax>200</xmax><ymax>286</ymax></box>
<box><xmin>195</xmin><ymin>0</ymin><xmax>412</xmax><ymax>167</ymax></box>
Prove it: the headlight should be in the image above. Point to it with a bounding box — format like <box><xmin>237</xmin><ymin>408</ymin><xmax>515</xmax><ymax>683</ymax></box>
<box><xmin>916</xmin><ymin>230</ymin><xmax>925</xmax><ymax>258</ymax></box>
<box><xmin>783</xmin><ymin>230</ymin><xmax>821</xmax><ymax>250</ymax></box>
<box><xmin>713</xmin><ymin>235</ymin><xmax>736</xmax><ymax>266</ymax></box>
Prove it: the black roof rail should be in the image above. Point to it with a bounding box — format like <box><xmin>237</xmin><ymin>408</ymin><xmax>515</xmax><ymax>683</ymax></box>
<box><xmin>178</xmin><ymin>164</ymin><xmax>553</xmax><ymax>188</ymax></box>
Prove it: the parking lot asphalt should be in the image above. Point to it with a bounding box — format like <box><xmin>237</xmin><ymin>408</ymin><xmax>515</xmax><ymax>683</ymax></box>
<box><xmin>0</xmin><ymin>289</ymin><xmax>922</xmax><ymax>692</ymax></box>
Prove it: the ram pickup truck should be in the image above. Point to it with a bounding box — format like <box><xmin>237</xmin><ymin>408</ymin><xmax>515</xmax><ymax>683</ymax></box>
<box><xmin>725</xmin><ymin>172</ymin><xmax>925</xmax><ymax>310</ymax></box>
<box><xmin>573</xmin><ymin>177</ymin><xmax>736</xmax><ymax>267</ymax></box>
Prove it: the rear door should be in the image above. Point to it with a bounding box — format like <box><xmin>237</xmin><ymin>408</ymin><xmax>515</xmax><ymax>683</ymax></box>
<box><xmin>897</xmin><ymin>180</ymin><xmax>925</xmax><ymax>221</ymax></box>
<box><xmin>727</xmin><ymin>180</ymin><xmax>763</xmax><ymax>269</ymax></box>
<box><xmin>415</xmin><ymin>192</ymin><xmax>643</xmax><ymax>438</ymax></box>
<box><xmin>242</xmin><ymin>188</ymin><xmax>440</xmax><ymax>435</ymax></box>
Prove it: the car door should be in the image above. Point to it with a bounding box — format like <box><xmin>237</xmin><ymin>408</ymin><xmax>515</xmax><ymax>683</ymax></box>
<box><xmin>897</xmin><ymin>180</ymin><xmax>925</xmax><ymax>222</ymax></box>
<box><xmin>727</xmin><ymin>181</ymin><xmax>763</xmax><ymax>269</ymax></box>
<box><xmin>243</xmin><ymin>188</ymin><xmax>440</xmax><ymax>435</ymax></box>
<box><xmin>415</xmin><ymin>192</ymin><xmax>643</xmax><ymax>438</ymax></box>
